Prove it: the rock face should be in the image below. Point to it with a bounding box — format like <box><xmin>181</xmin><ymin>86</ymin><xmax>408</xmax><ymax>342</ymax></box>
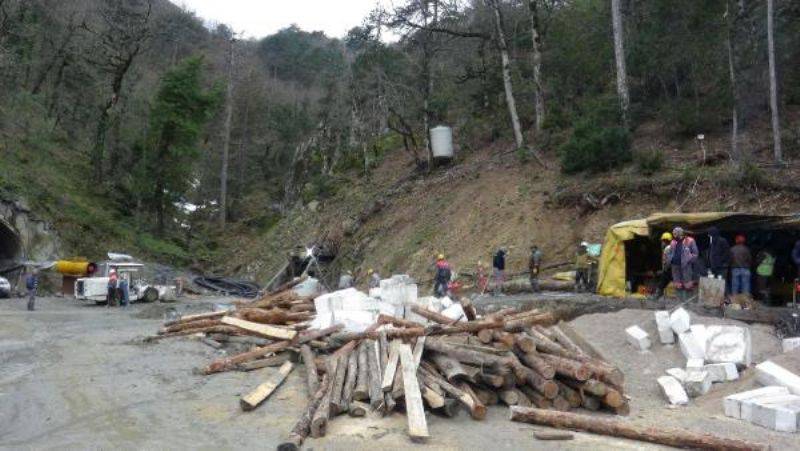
<box><xmin>0</xmin><ymin>197</ymin><xmax>60</xmax><ymax>263</ymax></box>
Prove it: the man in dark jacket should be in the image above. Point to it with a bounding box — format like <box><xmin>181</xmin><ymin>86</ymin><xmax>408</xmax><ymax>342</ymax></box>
<box><xmin>492</xmin><ymin>248</ymin><xmax>507</xmax><ymax>295</ymax></box>
<box><xmin>433</xmin><ymin>254</ymin><xmax>452</xmax><ymax>297</ymax></box>
<box><xmin>730</xmin><ymin>234</ymin><xmax>752</xmax><ymax>295</ymax></box>
<box><xmin>707</xmin><ymin>227</ymin><xmax>731</xmax><ymax>279</ymax></box>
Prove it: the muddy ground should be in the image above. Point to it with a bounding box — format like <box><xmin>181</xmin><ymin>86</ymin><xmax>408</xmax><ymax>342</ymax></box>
<box><xmin>1</xmin><ymin>295</ymin><xmax>797</xmax><ymax>450</ymax></box>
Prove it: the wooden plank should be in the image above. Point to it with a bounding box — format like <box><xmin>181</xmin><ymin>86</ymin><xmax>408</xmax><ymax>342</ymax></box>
<box><xmin>240</xmin><ymin>361</ymin><xmax>294</xmax><ymax>411</ymax></box>
<box><xmin>221</xmin><ymin>316</ymin><xmax>297</xmax><ymax>340</ymax></box>
<box><xmin>412</xmin><ymin>336</ymin><xmax>426</xmax><ymax>367</ymax></box>
<box><xmin>381</xmin><ymin>340</ymin><xmax>400</xmax><ymax>391</ymax></box>
<box><xmin>366</xmin><ymin>339</ymin><xmax>383</xmax><ymax>408</ymax></box>
<box><xmin>299</xmin><ymin>345</ymin><xmax>319</xmax><ymax>396</ymax></box>
<box><xmin>398</xmin><ymin>343</ymin><xmax>429</xmax><ymax>441</ymax></box>
<box><xmin>236</xmin><ymin>354</ymin><xmax>291</xmax><ymax>371</ymax></box>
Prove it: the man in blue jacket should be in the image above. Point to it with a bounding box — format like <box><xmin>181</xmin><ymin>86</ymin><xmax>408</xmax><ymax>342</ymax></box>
<box><xmin>492</xmin><ymin>248</ymin><xmax>507</xmax><ymax>295</ymax></box>
<box><xmin>26</xmin><ymin>270</ymin><xmax>38</xmax><ymax>311</ymax></box>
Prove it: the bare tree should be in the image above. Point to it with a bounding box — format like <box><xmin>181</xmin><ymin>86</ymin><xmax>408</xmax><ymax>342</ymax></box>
<box><xmin>487</xmin><ymin>0</ymin><xmax>524</xmax><ymax>149</ymax></box>
<box><xmin>528</xmin><ymin>0</ymin><xmax>544</xmax><ymax>133</ymax></box>
<box><xmin>725</xmin><ymin>2</ymin><xmax>741</xmax><ymax>163</ymax></box>
<box><xmin>766</xmin><ymin>0</ymin><xmax>782</xmax><ymax>164</ymax></box>
<box><xmin>219</xmin><ymin>37</ymin><xmax>236</xmax><ymax>228</ymax></box>
<box><xmin>611</xmin><ymin>0</ymin><xmax>629</xmax><ymax>126</ymax></box>
<box><xmin>85</xmin><ymin>0</ymin><xmax>152</xmax><ymax>183</ymax></box>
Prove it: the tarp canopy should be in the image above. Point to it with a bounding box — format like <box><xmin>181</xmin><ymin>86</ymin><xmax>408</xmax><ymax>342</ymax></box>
<box><xmin>597</xmin><ymin>212</ymin><xmax>800</xmax><ymax>297</ymax></box>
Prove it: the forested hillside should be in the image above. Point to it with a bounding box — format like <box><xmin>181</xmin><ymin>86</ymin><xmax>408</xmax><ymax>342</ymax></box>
<box><xmin>1</xmin><ymin>0</ymin><xmax>799</xmax><ymax>276</ymax></box>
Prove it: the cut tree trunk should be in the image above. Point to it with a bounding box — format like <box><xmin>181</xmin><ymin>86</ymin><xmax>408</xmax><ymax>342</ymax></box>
<box><xmin>300</xmin><ymin>345</ymin><xmax>319</xmax><ymax>397</ymax></box>
<box><xmin>278</xmin><ymin>373</ymin><xmax>329</xmax><ymax>451</ymax></box>
<box><xmin>509</xmin><ymin>407</ymin><xmax>768</xmax><ymax>451</ymax></box>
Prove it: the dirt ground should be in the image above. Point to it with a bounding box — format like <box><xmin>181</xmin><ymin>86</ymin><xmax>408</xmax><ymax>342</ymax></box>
<box><xmin>1</xmin><ymin>296</ymin><xmax>797</xmax><ymax>450</ymax></box>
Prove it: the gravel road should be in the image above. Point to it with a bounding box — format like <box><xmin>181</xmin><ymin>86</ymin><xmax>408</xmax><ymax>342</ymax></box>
<box><xmin>0</xmin><ymin>297</ymin><xmax>795</xmax><ymax>450</ymax></box>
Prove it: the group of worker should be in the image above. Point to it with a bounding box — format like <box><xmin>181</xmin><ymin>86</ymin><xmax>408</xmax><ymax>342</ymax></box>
<box><xmin>656</xmin><ymin>226</ymin><xmax>799</xmax><ymax>303</ymax></box>
<box><xmin>339</xmin><ymin>239</ymin><xmax>600</xmax><ymax>298</ymax></box>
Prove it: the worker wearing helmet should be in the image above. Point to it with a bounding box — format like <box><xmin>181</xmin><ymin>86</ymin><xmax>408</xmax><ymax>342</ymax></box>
<box><xmin>730</xmin><ymin>234</ymin><xmax>752</xmax><ymax>296</ymax></box>
<box><xmin>574</xmin><ymin>242</ymin><xmax>595</xmax><ymax>293</ymax></box>
<box><xmin>107</xmin><ymin>269</ymin><xmax>119</xmax><ymax>307</ymax></box>
<box><xmin>529</xmin><ymin>245</ymin><xmax>543</xmax><ymax>292</ymax></box>
<box><xmin>434</xmin><ymin>254</ymin><xmax>452</xmax><ymax>298</ymax></box>
<box><xmin>665</xmin><ymin>227</ymin><xmax>699</xmax><ymax>300</ymax></box>
<box><xmin>654</xmin><ymin>232</ymin><xmax>673</xmax><ymax>299</ymax></box>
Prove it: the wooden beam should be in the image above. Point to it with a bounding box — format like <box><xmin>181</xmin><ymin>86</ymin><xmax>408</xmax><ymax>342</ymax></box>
<box><xmin>221</xmin><ymin>316</ymin><xmax>297</xmax><ymax>340</ymax></box>
<box><xmin>240</xmin><ymin>361</ymin><xmax>294</xmax><ymax>411</ymax></box>
<box><xmin>236</xmin><ymin>354</ymin><xmax>291</xmax><ymax>371</ymax></box>
<box><xmin>277</xmin><ymin>373</ymin><xmax>329</xmax><ymax>451</ymax></box>
<box><xmin>381</xmin><ymin>340</ymin><xmax>400</xmax><ymax>391</ymax></box>
<box><xmin>299</xmin><ymin>345</ymin><xmax>319</xmax><ymax>397</ymax></box>
<box><xmin>509</xmin><ymin>407</ymin><xmax>768</xmax><ymax>451</ymax></box>
<box><xmin>399</xmin><ymin>343</ymin><xmax>429</xmax><ymax>441</ymax></box>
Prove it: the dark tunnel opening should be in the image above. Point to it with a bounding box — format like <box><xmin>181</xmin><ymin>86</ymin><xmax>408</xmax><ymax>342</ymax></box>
<box><xmin>0</xmin><ymin>220</ymin><xmax>22</xmax><ymax>265</ymax></box>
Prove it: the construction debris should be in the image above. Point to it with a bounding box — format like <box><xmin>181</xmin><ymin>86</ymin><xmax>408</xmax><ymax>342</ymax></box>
<box><xmin>148</xmin><ymin>276</ymin><xmax>628</xmax><ymax>450</ymax></box>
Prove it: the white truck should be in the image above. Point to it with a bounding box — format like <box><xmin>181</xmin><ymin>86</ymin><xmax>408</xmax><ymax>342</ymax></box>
<box><xmin>75</xmin><ymin>262</ymin><xmax>161</xmax><ymax>304</ymax></box>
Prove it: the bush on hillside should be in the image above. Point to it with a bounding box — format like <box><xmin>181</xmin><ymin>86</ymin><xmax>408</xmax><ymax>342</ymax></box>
<box><xmin>558</xmin><ymin>121</ymin><xmax>631</xmax><ymax>174</ymax></box>
<box><xmin>634</xmin><ymin>149</ymin><xmax>665</xmax><ymax>175</ymax></box>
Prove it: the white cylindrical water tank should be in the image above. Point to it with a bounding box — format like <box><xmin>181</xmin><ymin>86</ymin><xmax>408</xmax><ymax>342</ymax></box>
<box><xmin>430</xmin><ymin>125</ymin><xmax>454</xmax><ymax>159</ymax></box>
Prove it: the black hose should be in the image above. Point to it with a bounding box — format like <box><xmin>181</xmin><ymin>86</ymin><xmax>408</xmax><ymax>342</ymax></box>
<box><xmin>193</xmin><ymin>276</ymin><xmax>260</xmax><ymax>298</ymax></box>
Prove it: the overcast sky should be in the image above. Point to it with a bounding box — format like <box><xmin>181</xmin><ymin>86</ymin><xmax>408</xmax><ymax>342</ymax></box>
<box><xmin>171</xmin><ymin>0</ymin><xmax>388</xmax><ymax>39</ymax></box>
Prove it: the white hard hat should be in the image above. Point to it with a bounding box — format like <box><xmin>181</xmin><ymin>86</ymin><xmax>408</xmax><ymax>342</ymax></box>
<box><xmin>580</xmin><ymin>241</ymin><xmax>589</xmax><ymax>247</ymax></box>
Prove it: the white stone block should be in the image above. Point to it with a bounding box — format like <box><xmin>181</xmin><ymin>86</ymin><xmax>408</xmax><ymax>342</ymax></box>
<box><xmin>657</xmin><ymin>376</ymin><xmax>689</xmax><ymax>405</ymax></box>
<box><xmin>705</xmin><ymin>325</ymin><xmax>751</xmax><ymax>367</ymax></box>
<box><xmin>678</xmin><ymin>331</ymin><xmax>705</xmax><ymax>360</ymax></box>
<box><xmin>783</xmin><ymin>337</ymin><xmax>800</xmax><ymax>353</ymax></box>
<box><xmin>684</xmin><ymin>370</ymin><xmax>712</xmax><ymax>398</ymax></box>
<box><xmin>724</xmin><ymin>386</ymin><xmax>789</xmax><ymax>419</ymax></box>
<box><xmin>749</xmin><ymin>395</ymin><xmax>800</xmax><ymax>432</ymax></box>
<box><xmin>332</xmin><ymin>310</ymin><xmax>376</xmax><ymax>333</ymax></box>
<box><xmin>756</xmin><ymin>361</ymin><xmax>800</xmax><ymax>395</ymax></box>
<box><xmin>689</xmin><ymin>325</ymin><xmax>707</xmax><ymax>355</ymax></box>
<box><xmin>441</xmin><ymin>303</ymin><xmax>467</xmax><ymax>322</ymax></box>
<box><xmin>670</xmin><ymin>308</ymin><xmax>691</xmax><ymax>334</ymax></box>
<box><xmin>741</xmin><ymin>393</ymin><xmax>794</xmax><ymax>422</ymax></box>
<box><xmin>369</xmin><ymin>287</ymin><xmax>382</xmax><ymax>298</ymax></box>
<box><xmin>666</xmin><ymin>368</ymin><xmax>688</xmax><ymax>384</ymax></box>
<box><xmin>686</xmin><ymin>358</ymin><xmax>705</xmax><ymax>373</ymax></box>
<box><xmin>655</xmin><ymin>311</ymin><xmax>674</xmax><ymax>344</ymax></box>
<box><xmin>439</xmin><ymin>296</ymin><xmax>454</xmax><ymax>308</ymax></box>
<box><xmin>625</xmin><ymin>325</ymin><xmax>651</xmax><ymax>350</ymax></box>
<box><xmin>704</xmin><ymin>362</ymin><xmax>739</xmax><ymax>382</ymax></box>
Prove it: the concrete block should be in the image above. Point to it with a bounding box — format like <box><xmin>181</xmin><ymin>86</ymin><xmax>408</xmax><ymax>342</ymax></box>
<box><xmin>705</xmin><ymin>325</ymin><xmax>751</xmax><ymax>367</ymax></box>
<box><xmin>655</xmin><ymin>311</ymin><xmax>674</xmax><ymax>344</ymax></box>
<box><xmin>704</xmin><ymin>362</ymin><xmax>739</xmax><ymax>382</ymax></box>
<box><xmin>666</xmin><ymin>368</ymin><xmax>687</xmax><ymax>384</ymax></box>
<box><xmin>689</xmin><ymin>325</ymin><xmax>707</xmax><ymax>355</ymax></box>
<box><xmin>783</xmin><ymin>337</ymin><xmax>800</xmax><ymax>353</ymax></box>
<box><xmin>332</xmin><ymin>310</ymin><xmax>376</xmax><ymax>333</ymax></box>
<box><xmin>678</xmin><ymin>331</ymin><xmax>705</xmax><ymax>360</ymax></box>
<box><xmin>440</xmin><ymin>303</ymin><xmax>467</xmax><ymax>322</ymax></box>
<box><xmin>749</xmin><ymin>395</ymin><xmax>800</xmax><ymax>432</ymax></box>
<box><xmin>686</xmin><ymin>358</ymin><xmax>705</xmax><ymax>373</ymax></box>
<box><xmin>724</xmin><ymin>386</ymin><xmax>790</xmax><ymax>419</ymax></box>
<box><xmin>756</xmin><ymin>361</ymin><xmax>800</xmax><ymax>395</ymax></box>
<box><xmin>741</xmin><ymin>393</ymin><xmax>794</xmax><ymax>422</ymax></box>
<box><xmin>625</xmin><ymin>325</ymin><xmax>651</xmax><ymax>351</ymax></box>
<box><xmin>657</xmin><ymin>376</ymin><xmax>689</xmax><ymax>405</ymax></box>
<box><xmin>684</xmin><ymin>370</ymin><xmax>712</xmax><ymax>398</ymax></box>
<box><xmin>670</xmin><ymin>308</ymin><xmax>691</xmax><ymax>334</ymax></box>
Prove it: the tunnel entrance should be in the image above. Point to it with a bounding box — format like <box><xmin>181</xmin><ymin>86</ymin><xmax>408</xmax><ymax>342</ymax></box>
<box><xmin>0</xmin><ymin>218</ymin><xmax>22</xmax><ymax>271</ymax></box>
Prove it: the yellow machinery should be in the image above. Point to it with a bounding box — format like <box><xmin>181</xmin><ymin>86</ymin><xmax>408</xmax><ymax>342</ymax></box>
<box><xmin>54</xmin><ymin>259</ymin><xmax>97</xmax><ymax>296</ymax></box>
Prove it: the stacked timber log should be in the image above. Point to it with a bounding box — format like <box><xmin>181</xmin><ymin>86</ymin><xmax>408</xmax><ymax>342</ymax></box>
<box><xmin>149</xmin><ymin>286</ymin><xmax>634</xmax><ymax>451</ymax></box>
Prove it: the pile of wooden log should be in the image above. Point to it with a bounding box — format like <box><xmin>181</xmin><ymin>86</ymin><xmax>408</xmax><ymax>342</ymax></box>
<box><xmin>148</xmin><ymin>286</ymin><xmax>633</xmax><ymax>451</ymax></box>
